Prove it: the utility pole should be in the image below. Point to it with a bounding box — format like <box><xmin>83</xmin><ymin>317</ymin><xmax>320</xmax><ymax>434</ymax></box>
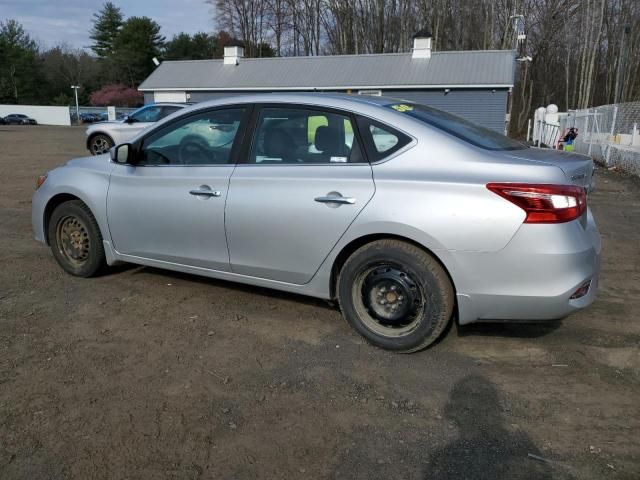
<box><xmin>71</xmin><ymin>85</ymin><xmax>80</xmax><ymax>125</ymax></box>
<box><xmin>507</xmin><ymin>14</ymin><xmax>529</xmax><ymax>136</ymax></box>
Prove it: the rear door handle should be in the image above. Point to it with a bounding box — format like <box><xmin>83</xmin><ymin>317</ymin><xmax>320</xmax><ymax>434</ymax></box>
<box><xmin>190</xmin><ymin>189</ymin><xmax>221</xmax><ymax>197</ymax></box>
<box><xmin>314</xmin><ymin>196</ymin><xmax>356</xmax><ymax>205</ymax></box>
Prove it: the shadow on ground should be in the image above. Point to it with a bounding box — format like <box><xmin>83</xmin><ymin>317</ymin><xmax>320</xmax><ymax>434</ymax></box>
<box><xmin>456</xmin><ymin>320</ymin><xmax>563</xmax><ymax>339</ymax></box>
<box><xmin>130</xmin><ymin>265</ymin><xmax>336</xmax><ymax>310</ymax></box>
<box><xmin>423</xmin><ymin>374</ymin><xmax>556</xmax><ymax>479</ymax></box>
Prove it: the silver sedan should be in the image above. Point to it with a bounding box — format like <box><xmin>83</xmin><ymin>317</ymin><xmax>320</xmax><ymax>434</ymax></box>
<box><xmin>32</xmin><ymin>94</ymin><xmax>601</xmax><ymax>352</ymax></box>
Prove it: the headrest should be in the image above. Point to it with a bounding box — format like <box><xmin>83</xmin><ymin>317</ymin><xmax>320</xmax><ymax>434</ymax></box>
<box><xmin>314</xmin><ymin>125</ymin><xmax>341</xmax><ymax>153</ymax></box>
<box><xmin>264</xmin><ymin>128</ymin><xmax>292</xmax><ymax>158</ymax></box>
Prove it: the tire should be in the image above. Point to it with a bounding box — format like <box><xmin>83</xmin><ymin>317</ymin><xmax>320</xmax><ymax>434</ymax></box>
<box><xmin>88</xmin><ymin>134</ymin><xmax>114</xmax><ymax>155</ymax></box>
<box><xmin>337</xmin><ymin>239</ymin><xmax>454</xmax><ymax>353</ymax></box>
<box><xmin>48</xmin><ymin>200</ymin><xmax>106</xmax><ymax>277</ymax></box>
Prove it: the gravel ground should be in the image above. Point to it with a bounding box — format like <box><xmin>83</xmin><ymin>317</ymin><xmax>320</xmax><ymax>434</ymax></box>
<box><xmin>1</xmin><ymin>125</ymin><xmax>639</xmax><ymax>479</ymax></box>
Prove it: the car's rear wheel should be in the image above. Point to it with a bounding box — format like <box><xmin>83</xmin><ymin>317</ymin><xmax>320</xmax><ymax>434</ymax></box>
<box><xmin>48</xmin><ymin>200</ymin><xmax>106</xmax><ymax>277</ymax></box>
<box><xmin>89</xmin><ymin>134</ymin><xmax>114</xmax><ymax>155</ymax></box>
<box><xmin>337</xmin><ymin>239</ymin><xmax>454</xmax><ymax>352</ymax></box>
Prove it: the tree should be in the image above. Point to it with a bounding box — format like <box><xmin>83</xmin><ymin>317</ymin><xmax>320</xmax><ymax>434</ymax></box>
<box><xmin>191</xmin><ymin>32</ymin><xmax>218</xmax><ymax>59</ymax></box>
<box><xmin>0</xmin><ymin>19</ymin><xmax>43</xmax><ymax>104</ymax></box>
<box><xmin>112</xmin><ymin>16</ymin><xmax>165</xmax><ymax>86</ymax></box>
<box><xmin>164</xmin><ymin>32</ymin><xmax>217</xmax><ymax>60</ymax></box>
<box><xmin>89</xmin><ymin>2</ymin><xmax>124</xmax><ymax>59</ymax></box>
<box><xmin>210</xmin><ymin>0</ymin><xmax>270</xmax><ymax>57</ymax></box>
<box><xmin>41</xmin><ymin>45</ymin><xmax>101</xmax><ymax>105</ymax></box>
<box><xmin>90</xmin><ymin>83</ymin><xmax>143</xmax><ymax>107</ymax></box>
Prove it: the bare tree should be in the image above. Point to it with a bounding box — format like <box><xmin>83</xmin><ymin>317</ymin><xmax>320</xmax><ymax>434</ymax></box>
<box><xmin>206</xmin><ymin>0</ymin><xmax>640</xmax><ymax>133</ymax></box>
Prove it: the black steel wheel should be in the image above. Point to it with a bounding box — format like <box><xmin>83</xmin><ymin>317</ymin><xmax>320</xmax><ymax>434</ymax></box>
<box><xmin>338</xmin><ymin>239</ymin><xmax>454</xmax><ymax>352</ymax></box>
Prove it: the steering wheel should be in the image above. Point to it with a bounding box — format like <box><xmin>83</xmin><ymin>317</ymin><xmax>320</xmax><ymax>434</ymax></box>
<box><xmin>178</xmin><ymin>135</ymin><xmax>211</xmax><ymax>165</ymax></box>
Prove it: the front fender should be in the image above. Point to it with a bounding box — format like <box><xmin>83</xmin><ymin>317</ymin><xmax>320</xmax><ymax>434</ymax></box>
<box><xmin>32</xmin><ymin>162</ymin><xmax>113</xmax><ymax>245</ymax></box>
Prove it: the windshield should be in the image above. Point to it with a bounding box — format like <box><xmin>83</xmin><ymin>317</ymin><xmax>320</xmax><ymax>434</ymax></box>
<box><xmin>387</xmin><ymin>103</ymin><xmax>527</xmax><ymax>151</ymax></box>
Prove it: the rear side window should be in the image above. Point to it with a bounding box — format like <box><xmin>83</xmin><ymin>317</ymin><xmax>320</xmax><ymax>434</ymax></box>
<box><xmin>249</xmin><ymin>107</ymin><xmax>364</xmax><ymax>164</ymax></box>
<box><xmin>356</xmin><ymin>116</ymin><xmax>412</xmax><ymax>162</ymax></box>
<box><xmin>387</xmin><ymin>102</ymin><xmax>527</xmax><ymax>151</ymax></box>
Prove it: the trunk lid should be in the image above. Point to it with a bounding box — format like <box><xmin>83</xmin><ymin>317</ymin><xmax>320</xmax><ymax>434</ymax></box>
<box><xmin>502</xmin><ymin>147</ymin><xmax>594</xmax><ymax>191</ymax></box>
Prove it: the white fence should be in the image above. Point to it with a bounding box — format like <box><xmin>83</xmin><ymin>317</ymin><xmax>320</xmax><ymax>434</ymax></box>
<box><xmin>0</xmin><ymin>105</ymin><xmax>71</xmax><ymax>126</ymax></box>
<box><xmin>530</xmin><ymin>102</ymin><xmax>640</xmax><ymax>177</ymax></box>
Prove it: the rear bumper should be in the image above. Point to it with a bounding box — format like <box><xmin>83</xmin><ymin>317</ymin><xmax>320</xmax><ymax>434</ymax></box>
<box><xmin>451</xmin><ymin>209</ymin><xmax>601</xmax><ymax>324</ymax></box>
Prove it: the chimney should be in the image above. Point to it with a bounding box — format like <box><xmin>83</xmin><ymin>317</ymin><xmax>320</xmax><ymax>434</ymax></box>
<box><xmin>412</xmin><ymin>29</ymin><xmax>432</xmax><ymax>59</ymax></box>
<box><xmin>224</xmin><ymin>42</ymin><xmax>244</xmax><ymax>65</ymax></box>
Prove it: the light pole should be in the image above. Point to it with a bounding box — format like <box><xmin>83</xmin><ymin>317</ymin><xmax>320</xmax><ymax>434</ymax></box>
<box><xmin>71</xmin><ymin>85</ymin><xmax>80</xmax><ymax>125</ymax></box>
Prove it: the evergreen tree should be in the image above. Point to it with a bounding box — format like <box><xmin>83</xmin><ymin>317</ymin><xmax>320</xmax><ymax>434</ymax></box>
<box><xmin>89</xmin><ymin>2</ymin><xmax>123</xmax><ymax>59</ymax></box>
<box><xmin>112</xmin><ymin>16</ymin><xmax>165</xmax><ymax>86</ymax></box>
<box><xmin>164</xmin><ymin>33</ymin><xmax>193</xmax><ymax>60</ymax></box>
<box><xmin>0</xmin><ymin>19</ymin><xmax>43</xmax><ymax>103</ymax></box>
<box><xmin>164</xmin><ymin>32</ymin><xmax>217</xmax><ymax>60</ymax></box>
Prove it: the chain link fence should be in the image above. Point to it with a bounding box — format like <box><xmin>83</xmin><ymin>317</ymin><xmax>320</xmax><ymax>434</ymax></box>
<box><xmin>532</xmin><ymin>101</ymin><xmax>640</xmax><ymax>177</ymax></box>
<box><xmin>68</xmin><ymin>106</ymin><xmax>138</xmax><ymax>125</ymax></box>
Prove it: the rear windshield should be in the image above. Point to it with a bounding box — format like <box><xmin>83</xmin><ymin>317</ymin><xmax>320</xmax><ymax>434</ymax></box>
<box><xmin>386</xmin><ymin>103</ymin><xmax>527</xmax><ymax>151</ymax></box>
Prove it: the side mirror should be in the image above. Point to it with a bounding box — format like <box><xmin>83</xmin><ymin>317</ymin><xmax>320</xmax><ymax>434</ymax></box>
<box><xmin>124</xmin><ymin>115</ymin><xmax>135</xmax><ymax>124</ymax></box>
<box><xmin>110</xmin><ymin>143</ymin><xmax>132</xmax><ymax>164</ymax></box>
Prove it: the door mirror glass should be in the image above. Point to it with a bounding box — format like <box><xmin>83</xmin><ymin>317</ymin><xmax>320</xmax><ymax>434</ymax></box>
<box><xmin>111</xmin><ymin>143</ymin><xmax>131</xmax><ymax>164</ymax></box>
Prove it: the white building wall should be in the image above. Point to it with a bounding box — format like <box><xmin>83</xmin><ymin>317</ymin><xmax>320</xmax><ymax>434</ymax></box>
<box><xmin>0</xmin><ymin>105</ymin><xmax>71</xmax><ymax>126</ymax></box>
<box><xmin>153</xmin><ymin>91</ymin><xmax>187</xmax><ymax>103</ymax></box>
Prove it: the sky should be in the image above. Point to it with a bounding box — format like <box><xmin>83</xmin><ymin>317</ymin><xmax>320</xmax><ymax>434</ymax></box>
<box><xmin>0</xmin><ymin>0</ymin><xmax>215</xmax><ymax>50</ymax></box>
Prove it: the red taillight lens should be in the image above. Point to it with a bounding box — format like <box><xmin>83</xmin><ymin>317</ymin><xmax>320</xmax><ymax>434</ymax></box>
<box><xmin>486</xmin><ymin>183</ymin><xmax>587</xmax><ymax>224</ymax></box>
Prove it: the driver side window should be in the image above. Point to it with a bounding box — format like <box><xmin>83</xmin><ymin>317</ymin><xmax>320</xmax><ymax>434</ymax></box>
<box><xmin>139</xmin><ymin>108</ymin><xmax>246</xmax><ymax>166</ymax></box>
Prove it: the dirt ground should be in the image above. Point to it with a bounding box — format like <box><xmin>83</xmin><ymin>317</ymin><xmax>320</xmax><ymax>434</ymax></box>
<box><xmin>0</xmin><ymin>125</ymin><xmax>639</xmax><ymax>480</ymax></box>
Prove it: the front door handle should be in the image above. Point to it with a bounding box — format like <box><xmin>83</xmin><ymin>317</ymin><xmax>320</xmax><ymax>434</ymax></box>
<box><xmin>314</xmin><ymin>195</ymin><xmax>356</xmax><ymax>205</ymax></box>
<box><xmin>190</xmin><ymin>188</ymin><xmax>221</xmax><ymax>197</ymax></box>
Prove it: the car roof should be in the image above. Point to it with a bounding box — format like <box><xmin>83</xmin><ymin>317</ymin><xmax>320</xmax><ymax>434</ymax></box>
<box><xmin>196</xmin><ymin>92</ymin><xmax>394</xmax><ymax>109</ymax></box>
<box><xmin>144</xmin><ymin>103</ymin><xmax>188</xmax><ymax>107</ymax></box>
<box><xmin>171</xmin><ymin>93</ymin><xmax>406</xmax><ymax>121</ymax></box>
<box><xmin>141</xmin><ymin>92</ymin><xmax>426</xmax><ymax>146</ymax></box>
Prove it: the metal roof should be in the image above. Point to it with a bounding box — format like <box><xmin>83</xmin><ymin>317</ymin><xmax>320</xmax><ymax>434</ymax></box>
<box><xmin>138</xmin><ymin>50</ymin><xmax>516</xmax><ymax>91</ymax></box>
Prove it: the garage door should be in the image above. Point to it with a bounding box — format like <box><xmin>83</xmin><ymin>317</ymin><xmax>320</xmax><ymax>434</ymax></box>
<box><xmin>154</xmin><ymin>91</ymin><xmax>187</xmax><ymax>103</ymax></box>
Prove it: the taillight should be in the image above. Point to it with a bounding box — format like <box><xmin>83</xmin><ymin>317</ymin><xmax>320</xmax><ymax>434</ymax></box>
<box><xmin>486</xmin><ymin>183</ymin><xmax>586</xmax><ymax>224</ymax></box>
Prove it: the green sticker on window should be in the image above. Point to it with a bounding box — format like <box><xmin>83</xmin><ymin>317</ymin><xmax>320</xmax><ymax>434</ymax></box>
<box><xmin>390</xmin><ymin>104</ymin><xmax>414</xmax><ymax>112</ymax></box>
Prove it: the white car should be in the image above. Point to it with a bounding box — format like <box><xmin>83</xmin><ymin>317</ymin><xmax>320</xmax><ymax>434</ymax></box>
<box><xmin>85</xmin><ymin>103</ymin><xmax>186</xmax><ymax>155</ymax></box>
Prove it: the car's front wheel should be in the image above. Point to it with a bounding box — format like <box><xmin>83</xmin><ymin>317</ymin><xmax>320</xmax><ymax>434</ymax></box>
<box><xmin>88</xmin><ymin>134</ymin><xmax>114</xmax><ymax>155</ymax></box>
<box><xmin>48</xmin><ymin>200</ymin><xmax>106</xmax><ymax>277</ymax></box>
<box><xmin>337</xmin><ymin>239</ymin><xmax>454</xmax><ymax>352</ymax></box>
